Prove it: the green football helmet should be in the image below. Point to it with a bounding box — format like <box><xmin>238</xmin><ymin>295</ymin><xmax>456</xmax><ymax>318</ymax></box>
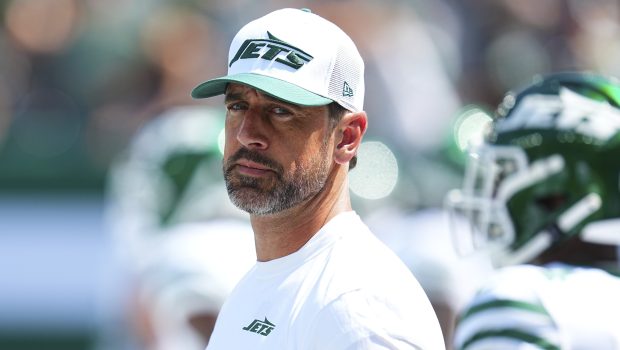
<box><xmin>446</xmin><ymin>72</ymin><xmax>620</xmax><ymax>266</ymax></box>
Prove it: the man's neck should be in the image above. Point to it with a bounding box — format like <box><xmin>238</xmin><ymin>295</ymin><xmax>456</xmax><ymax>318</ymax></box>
<box><xmin>250</xmin><ymin>169</ymin><xmax>351</xmax><ymax>262</ymax></box>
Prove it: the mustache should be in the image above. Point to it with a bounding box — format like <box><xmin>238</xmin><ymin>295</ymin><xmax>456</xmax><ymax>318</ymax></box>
<box><xmin>225</xmin><ymin>148</ymin><xmax>283</xmax><ymax>174</ymax></box>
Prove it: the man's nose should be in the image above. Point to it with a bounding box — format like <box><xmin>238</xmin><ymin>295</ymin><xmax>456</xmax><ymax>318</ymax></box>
<box><xmin>236</xmin><ymin>109</ymin><xmax>268</xmax><ymax>150</ymax></box>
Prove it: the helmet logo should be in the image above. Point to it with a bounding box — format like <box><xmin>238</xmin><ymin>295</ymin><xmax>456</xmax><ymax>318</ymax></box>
<box><xmin>496</xmin><ymin>88</ymin><xmax>620</xmax><ymax>142</ymax></box>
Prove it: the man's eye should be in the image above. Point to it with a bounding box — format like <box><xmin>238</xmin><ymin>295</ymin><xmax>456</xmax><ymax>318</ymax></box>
<box><xmin>272</xmin><ymin>107</ymin><xmax>292</xmax><ymax>116</ymax></box>
<box><xmin>227</xmin><ymin>103</ymin><xmax>245</xmax><ymax>111</ymax></box>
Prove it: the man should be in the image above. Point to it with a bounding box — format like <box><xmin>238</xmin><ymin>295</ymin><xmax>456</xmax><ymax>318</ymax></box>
<box><xmin>446</xmin><ymin>72</ymin><xmax>620</xmax><ymax>349</ymax></box>
<box><xmin>191</xmin><ymin>7</ymin><xmax>445</xmax><ymax>350</ymax></box>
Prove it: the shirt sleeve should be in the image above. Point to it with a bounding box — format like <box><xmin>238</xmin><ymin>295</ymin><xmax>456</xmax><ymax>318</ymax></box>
<box><xmin>304</xmin><ymin>290</ymin><xmax>428</xmax><ymax>350</ymax></box>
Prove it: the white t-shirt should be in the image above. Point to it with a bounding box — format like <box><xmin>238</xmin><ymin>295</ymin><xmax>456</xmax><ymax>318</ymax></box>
<box><xmin>206</xmin><ymin>211</ymin><xmax>445</xmax><ymax>350</ymax></box>
<box><xmin>454</xmin><ymin>264</ymin><xmax>620</xmax><ymax>350</ymax></box>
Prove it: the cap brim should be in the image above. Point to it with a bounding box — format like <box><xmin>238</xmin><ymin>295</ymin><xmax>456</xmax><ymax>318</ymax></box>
<box><xmin>191</xmin><ymin>73</ymin><xmax>333</xmax><ymax>107</ymax></box>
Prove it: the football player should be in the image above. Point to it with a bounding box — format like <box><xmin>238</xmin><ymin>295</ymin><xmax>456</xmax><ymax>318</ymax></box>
<box><xmin>100</xmin><ymin>106</ymin><xmax>255</xmax><ymax>350</ymax></box>
<box><xmin>446</xmin><ymin>72</ymin><xmax>620</xmax><ymax>349</ymax></box>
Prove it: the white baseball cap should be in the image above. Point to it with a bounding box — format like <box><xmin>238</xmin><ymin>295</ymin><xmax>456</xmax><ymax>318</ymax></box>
<box><xmin>191</xmin><ymin>8</ymin><xmax>365</xmax><ymax>112</ymax></box>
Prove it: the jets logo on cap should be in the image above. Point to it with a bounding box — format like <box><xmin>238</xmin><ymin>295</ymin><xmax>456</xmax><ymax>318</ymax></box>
<box><xmin>229</xmin><ymin>32</ymin><xmax>313</xmax><ymax>70</ymax></box>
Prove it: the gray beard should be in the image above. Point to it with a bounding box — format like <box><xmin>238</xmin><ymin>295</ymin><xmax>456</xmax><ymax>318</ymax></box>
<box><xmin>223</xmin><ymin>146</ymin><xmax>330</xmax><ymax>216</ymax></box>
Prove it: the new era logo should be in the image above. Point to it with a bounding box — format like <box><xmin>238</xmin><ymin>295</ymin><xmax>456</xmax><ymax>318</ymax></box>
<box><xmin>242</xmin><ymin>317</ymin><xmax>275</xmax><ymax>336</ymax></box>
<box><xmin>343</xmin><ymin>81</ymin><xmax>354</xmax><ymax>97</ymax></box>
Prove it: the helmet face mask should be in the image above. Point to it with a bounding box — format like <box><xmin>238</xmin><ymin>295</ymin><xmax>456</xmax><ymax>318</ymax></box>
<box><xmin>447</xmin><ymin>145</ymin><xmax>566</xmax><ymax>265</ymax></box>
<box><xmin>447</xmin><ymin>72</ymin><xmax>620</xmax><ymax>266</ymax></box>
<box><xmin>453</xmin><ymin>146</ymin><xmax>526</xmax><ymax>251</ymax></box>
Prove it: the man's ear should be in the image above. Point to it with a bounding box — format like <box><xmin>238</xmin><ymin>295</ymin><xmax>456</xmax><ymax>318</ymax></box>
<box><xmin>334</xmin><ymin>111</ymin><xmax>368</xmax><ymax>165</ymax></box>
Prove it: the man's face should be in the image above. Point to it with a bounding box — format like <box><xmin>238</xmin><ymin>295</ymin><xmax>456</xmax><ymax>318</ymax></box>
<box><xmin>222</xmin><ymin>83</ymin><xmax>334</xmax><ymax>215</ymax></box>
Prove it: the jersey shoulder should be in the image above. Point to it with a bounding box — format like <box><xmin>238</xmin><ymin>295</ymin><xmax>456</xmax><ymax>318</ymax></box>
<box><xmin>454</xmin><ymin>264</ymin><xmax>620</xmax><ymax>350</ymax></box>
<box><xmin>453</xmin><ymin>265</ymin><xmax>558</xmax><ymax>350</ymax></box>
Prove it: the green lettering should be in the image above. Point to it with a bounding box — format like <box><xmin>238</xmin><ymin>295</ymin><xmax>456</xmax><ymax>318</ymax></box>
<box><xmin>240</xmin><ymin>42</ymin><xmax>265</xmax><ymax>60</ymax></box>
<box><xmin>249</xmin><ymin>322</ymin><xmax>262</xmax><ymax>332</ymax></box>
<box><xmin>229</xmin><ymin>36</ymin><xmax>313</xmax><ymax>69</ymax></box>
<box><xmin>260</xmin><ymin>326</ymin><xmax>273</xmax><ymax>336</ymax></box>
<box><xmin>229</xmin><ymin>39</ymin><xmax>252</xmax><ymax>67</ymax></box>
<box><xmin>276</xmin><ymin>52</ymin><xmax>305</xmax><ymax>69</ymax></box>
<box><xmin>242</xmin><ymin>319</ymin><xmax>258</xmax><ymax>331</ymax></box>
<box><xmin>262</xmin><ymin>44</ymin><xmax>289</xmax><ymax>61</ymax></box>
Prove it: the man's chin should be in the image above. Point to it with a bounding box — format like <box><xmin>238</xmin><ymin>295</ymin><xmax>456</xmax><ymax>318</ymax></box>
<box><xmin>227</xmin><ymin>188</ymin><xmax>267</xmax><ymax>211</ymax></box>
<box><xmin>230</xmin><ymin>199</ymin><xmax>274</xmax><ymax>216</ymax></box>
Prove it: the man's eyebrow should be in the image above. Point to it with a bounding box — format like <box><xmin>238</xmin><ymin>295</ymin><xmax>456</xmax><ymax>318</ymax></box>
<box><xmin>224</xmin><ymin>92</ymin><xmax>243</xmax><ymax>103</ymax></box>
<box><xmin>262</xmin><ymin>94</ymin><xmax>300</xmax><ymax>109</ymax></box>
<box><xmin>225</xmin><ymin>89</ymin><xmax>301</xmax><ymax>110</ymax></box>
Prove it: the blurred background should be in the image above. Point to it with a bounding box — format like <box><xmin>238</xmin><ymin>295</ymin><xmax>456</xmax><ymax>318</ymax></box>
<box><xmin>1</xmin><ymin>0</ymin><xmax>619</xmax><ymax>349</ymax></box>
